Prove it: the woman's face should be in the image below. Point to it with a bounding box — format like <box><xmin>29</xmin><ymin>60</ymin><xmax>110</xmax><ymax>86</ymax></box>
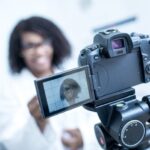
<box><xmin>21</xmin><ymin>32</ymin><xmax>53</xmax><ymax>75</ymax></box>
<box><xmin>63</xmin><ymin>85</ymin><xmax>75</xmax><ymax>101</ymax></box>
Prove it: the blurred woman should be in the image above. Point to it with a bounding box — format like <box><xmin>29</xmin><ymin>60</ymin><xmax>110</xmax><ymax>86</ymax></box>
<box><xmin>0</xmin><ymin>16</ymin><xmax>87</xmax><ymax>150</ymax></box>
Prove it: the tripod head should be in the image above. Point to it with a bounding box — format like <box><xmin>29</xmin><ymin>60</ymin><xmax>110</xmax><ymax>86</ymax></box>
<box><xmin>91</xmin><ymin>88</ymin><xmax>150</xmax><ymax>149</ymax></box>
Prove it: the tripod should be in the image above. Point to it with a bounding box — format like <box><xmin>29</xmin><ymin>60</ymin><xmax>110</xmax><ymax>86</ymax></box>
<box><xmin>85</xmin><ymin>88</ymin><xmax>150</xmax><ymax>150</ymax></box>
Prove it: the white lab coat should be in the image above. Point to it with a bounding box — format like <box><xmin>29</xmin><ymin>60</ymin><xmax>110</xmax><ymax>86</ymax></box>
<box><xmin>0</xmin><ymin>69</ymin><xmax>101</xmax><ymax>150</ymax></box>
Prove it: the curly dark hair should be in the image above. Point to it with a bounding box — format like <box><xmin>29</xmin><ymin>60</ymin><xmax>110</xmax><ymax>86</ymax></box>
<box><xmin>9</xmin><ymin>16</ymin><xmax>71</xmax><ymax>73</ymax></box>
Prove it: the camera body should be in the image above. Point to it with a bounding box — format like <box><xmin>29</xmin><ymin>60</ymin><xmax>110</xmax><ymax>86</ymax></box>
<box><xmin>79</xmin><ymin>29</ymin><xmax>150</xmax><ymax>106</ymax></box>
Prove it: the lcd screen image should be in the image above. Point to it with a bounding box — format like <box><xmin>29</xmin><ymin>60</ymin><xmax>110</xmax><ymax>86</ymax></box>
<box><xmin>43</xmin><ymin>70</ymin><xmax>90</xmax><ymax>113</ymax></box>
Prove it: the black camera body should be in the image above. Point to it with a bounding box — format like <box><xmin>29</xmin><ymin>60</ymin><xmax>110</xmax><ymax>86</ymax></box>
<box><xmin>35</xmin><ymin>29</ymin><xmax>150</xmax><ymax>149</ymax></box>
<box><xmin>79</xmin><ymin>29</ymin><xmax>150</xmax><ymax>106</ymax></box>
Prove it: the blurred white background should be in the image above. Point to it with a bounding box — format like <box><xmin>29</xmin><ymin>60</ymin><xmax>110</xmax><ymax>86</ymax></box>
<box><xmin>0</xmin><ymin>0</ymin><xmax>150</xmax><ymax>76</ymax></box>
<box><xmin>0</xmin><ymin>1</ymin><xmax>150</xmax><ymax>149</ymax></box>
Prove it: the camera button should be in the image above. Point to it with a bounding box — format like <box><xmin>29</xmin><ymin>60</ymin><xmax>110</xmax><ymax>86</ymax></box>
<box><xmin>145</xmin><ymin>62</ymin><xmax>150</xmax><ymax>74</ymax></box>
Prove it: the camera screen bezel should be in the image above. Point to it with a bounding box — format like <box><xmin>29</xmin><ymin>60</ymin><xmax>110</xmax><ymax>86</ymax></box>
<box><xmin>34</xmin><ymin>66</ymin><xmax>94</xmax><ymax>118</ymax></box>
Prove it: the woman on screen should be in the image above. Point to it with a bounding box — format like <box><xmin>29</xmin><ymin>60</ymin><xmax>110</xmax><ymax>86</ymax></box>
<box><xmin>60</xmin><ymin>78</ymin><xmax>81</xmax><ymax>106</ymax></box>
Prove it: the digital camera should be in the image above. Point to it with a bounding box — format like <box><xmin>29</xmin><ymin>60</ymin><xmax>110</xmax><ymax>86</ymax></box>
<box><xmin>35</xmin><ymin>29</ymin><xmax>150</xmax><ymax>149</ymax></box>
<box><xmin>35</xmin><ymin>29</ymin><xmax>150</xmax><ymax>116</ymax></box>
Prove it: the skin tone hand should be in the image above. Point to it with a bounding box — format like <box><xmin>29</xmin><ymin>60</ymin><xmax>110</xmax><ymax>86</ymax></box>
<box><xmin>28</xmin><ymin>96</ymin><xmax>48</xmax><ymax>132</ymax></box>
<box><xmin>61</xmin><ymin>128</ymin><xmax>83</xmax><ymax>150</ymax></box>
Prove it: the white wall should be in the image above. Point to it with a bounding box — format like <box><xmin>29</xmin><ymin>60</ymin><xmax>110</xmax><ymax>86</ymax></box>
<box><xmin>0</xmin><ymin>0</ymin><xmax>150</xmax><ymax>75</ymax></box>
